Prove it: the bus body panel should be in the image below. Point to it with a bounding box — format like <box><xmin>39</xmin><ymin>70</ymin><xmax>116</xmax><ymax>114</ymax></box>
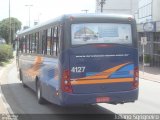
<box><xmin>39</xmin><ymin>57</ymin><xmax>60</xmax><ymax>104</ymax></box>
<box><xmin>19</xmin><ymin>55</ymin><xmax>61</xmax><ymax>104</ymax></box>
<box><xmin>69</xmin><ymin>44</ymin><xmax>138</xmax><ymax>94</ymax></box>
<box><xmin>60</xmin><ymin>88</ymin><xmax>138</xmax><ymax>106</ymax></box>
<box><xmin>19</xmin><ymin>54</ymin><xmax>37</xmax><ymax>91</ymax></box>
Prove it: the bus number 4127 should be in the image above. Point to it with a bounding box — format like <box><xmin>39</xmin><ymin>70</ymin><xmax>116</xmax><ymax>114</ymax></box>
<box><xmin>71</xmin><ymin>67</ymin><xmax>86</xmax><ymax>73</ymax></box>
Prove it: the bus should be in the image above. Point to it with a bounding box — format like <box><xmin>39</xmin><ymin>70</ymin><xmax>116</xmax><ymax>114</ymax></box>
<box><xmin>16</xmin><ymin>14</ymin><xmax>139</xmax><ymax>106</ymax></box>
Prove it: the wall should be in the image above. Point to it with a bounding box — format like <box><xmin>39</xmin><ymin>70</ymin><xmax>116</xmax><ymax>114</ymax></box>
<box><xmin>96</xmin><ymin>0</ymin><xmax>138</xmax><ymax>15</ymax></box>
<box><xmin>152</xmin><ymin>0</ymin><xmax>160</xmax><ymax>21</ymax></box>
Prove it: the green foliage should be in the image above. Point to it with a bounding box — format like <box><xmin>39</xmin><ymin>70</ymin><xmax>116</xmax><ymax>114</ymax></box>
<box><xmin>0</xmin><ymin>44</ymin><xmax>13</xmax><ymax>62</ymax></box>
<box><xmin>144</xmin><ymin>54</ymin><xmax>151</xmax><ymax>63</ymax></box>
<box><xmin>0</xmin><ymin>17</ymin><xmax>22</xmax><ymax>44</ymax></box>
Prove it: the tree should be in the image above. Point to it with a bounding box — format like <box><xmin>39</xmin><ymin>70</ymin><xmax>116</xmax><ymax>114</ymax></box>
<box><xmin>0</xmin><ymin>17</ymin><xmax>21</xmax><ymax>44</ymax></box>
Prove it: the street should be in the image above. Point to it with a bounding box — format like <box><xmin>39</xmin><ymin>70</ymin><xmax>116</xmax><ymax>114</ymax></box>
<box><xmin>0</xmin><ymin>63</ymin><xmax>160</xmax><ymax>120</ymax></box>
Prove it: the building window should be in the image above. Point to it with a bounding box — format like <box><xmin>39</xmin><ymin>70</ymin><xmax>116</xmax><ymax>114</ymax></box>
<box><xmin>138</xmin><ymin>0</ymin><xmax>152</xmax><ymax>23</ymax></box>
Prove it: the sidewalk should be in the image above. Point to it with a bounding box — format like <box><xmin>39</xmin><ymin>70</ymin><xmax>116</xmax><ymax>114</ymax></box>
<box><xmin>0</xmin><ymin>66</ymin><xmax>9</xmax><ymax>114</ymax></box>
<box><xmin>0</xmin><ymin>51</ymin><xmax>16</xmax><ymax>114</ymax></box>
<box><xmin>139</xmin><ymin>64</ymin><xmax>160</xmax><ymax>83</ymax></box>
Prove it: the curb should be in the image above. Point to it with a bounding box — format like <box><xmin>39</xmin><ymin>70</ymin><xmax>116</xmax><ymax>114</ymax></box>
<box><xmin>140</xmin><ymin>76</ymin><xmax>160</xmax><ymax>83</ymax></box>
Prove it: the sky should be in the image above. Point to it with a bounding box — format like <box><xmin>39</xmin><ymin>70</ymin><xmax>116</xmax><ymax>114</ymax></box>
<box><xmin>0</xmin><ymin>0</ymin><xmax>96</xmax><ymax>27</ymax></box>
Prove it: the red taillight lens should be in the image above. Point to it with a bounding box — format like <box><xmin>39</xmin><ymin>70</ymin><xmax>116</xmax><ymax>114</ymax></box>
<box><xmin>132</xmin><ymin>67</ymin><xmax>139</xmax><ymax>89</ymax></box>
<box><xmin>134</xmin><ymin>67</ymin><xmax>139</xmax><ymax>81</ymax></box>
<box><xmin>61</xmin><ymin>70</ymin><xmax>72</xmax><ymax>93</ymax></box>
<box><xmin>94</xmin><ymin>44</ymin><xmax>113</xmax><ymax>48</ymax></box>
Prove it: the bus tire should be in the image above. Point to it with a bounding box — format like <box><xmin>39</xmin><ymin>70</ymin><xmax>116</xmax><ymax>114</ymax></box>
<box><xmin>19</xmin><ymin>69</ymin><xmax>27</xmax><ymax>88</ymax></box>
<box><xmin>36</xmin><ymin>80</ymin><xmax>45</xmax><ymax>104</ymax></box>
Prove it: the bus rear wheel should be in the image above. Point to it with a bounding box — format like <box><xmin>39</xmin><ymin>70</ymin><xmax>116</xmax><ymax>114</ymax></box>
<box><xmin>19</xmin><ymin>69</ymin><xmax>27</xmax><ymax>88</ymax></box>
<box><xmin>36</xmin><ymin>80</ymin><xmax>45</xmax><ymax>104</ymax></box>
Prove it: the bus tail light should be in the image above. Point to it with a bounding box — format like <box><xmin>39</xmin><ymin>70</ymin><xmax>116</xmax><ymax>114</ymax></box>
<box><xmin>132</xmin><ymin>67</ymin><xmax>139</xmax><ymax>89</ymax></box>
<box><xmin>61</xmin><ymin>70</ymin><xmax>73</xmax><ymax>93</ymax></box>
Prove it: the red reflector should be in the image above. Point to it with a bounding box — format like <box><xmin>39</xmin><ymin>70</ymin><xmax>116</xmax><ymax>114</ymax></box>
<box><xmin>96</xmin><ymin>97</ymin><xmax>110</xmax><ymax>103</ymax></box>
<box><xmin>94</xmin><ymin>44</ymin><xmax>113</xmax><ymax>48</ymax></box>
<box><xmin>134</xmin><ymin>67</ymin><xmax>139</xmax><ymax>80</ymax></box>
<box><xmin>132</xmin><ymin>67</ymin><xmax>139</xmax><ymax>89</ymax></box>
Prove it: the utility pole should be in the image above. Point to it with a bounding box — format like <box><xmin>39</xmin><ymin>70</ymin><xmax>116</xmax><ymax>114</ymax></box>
<box><xmin>25</xmin><ymin>5</ymin><xmax>33</xmax><ymax>27</ymax></box>
<box><xmin>9</xmin><ymin>0</ymin><xmax>11</xmax><ymax>44</ymax></box>
<box><xmin>99</xmin><ymin>0</ymin><xmax>106</xmax><ymax>13</ymax></box>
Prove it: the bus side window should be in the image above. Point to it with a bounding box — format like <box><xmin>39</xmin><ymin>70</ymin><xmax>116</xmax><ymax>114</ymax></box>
<box><xmin>50</xmin><ymin>27</ymin><xmax>55</xmax><ymax>55</ymax></box>
<box><xmin>51</xmin><ymin>27</ymin><xmax>56</xmax><ymax>56</ymax></box>
<box><xmin>36</xmin><ymin>32</ymin><xmax>40</xmax><ymax>54</ymax></box>
<box><xmin>51</xmin><ymin>26</ymin><xmax>59</xmax><ymax>57</ymax></box>
<box><xmin>42</xmin><ymin>30</ymin><xmax>47</xmax><ymax>55</ymax></box>
<box><xmin>19</xmin><ymin>38</ymin><xmax>23</xmax><ymax>53</ymax></box>
<box><xmin>31</xmin><ymin>33</ymin><xmax>36</xmax><ymax>53</ymax></box>
<box><xmin>55</xmin><ymin>27</ymin><xmax>59</xmax><ymax>56</ymax></box>
<box><xmin>29</xmin><ymin>34</ymin><xmax>32</xmax><ymax>53</ymax></box>
<box><xmin>57</xmin><ymin>25</ymin><xmax>62</xmax><ymax>54</ymax></box>
<box><xmin>25</xmin><ymin>35</ymin><xmax>28</xmax><ymax>53</ymax></box>
<box><xmin>22</xmin><ymin>36</ymin><xmax>26</xmax><ymax>53</ymax></box>
<box><xmin>22</xmin><ymin>35</ymin><xmax>27</xmax><ymax>53</ymax></box>
<box><xmin>47</xmin><ymin>28</ymin><xmax>52</xmax><ymax>55</ymax></box>
<box><xmin>26</xmin><ymin>35</ymin><xmax>29</xmax><ymax>54</ymax></box>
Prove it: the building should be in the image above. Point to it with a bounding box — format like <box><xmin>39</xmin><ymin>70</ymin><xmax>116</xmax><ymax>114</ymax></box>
<box><xmin>138</xmin><ymin>0</ymin><xmax>160</xmax><ymax>23</ymax></box>
<box><xmin>96</xmin><ymin>0</ymin><xmax>138</xmax><ymax>16</ymax></box>
<box><xmin>137</xmin><ymin>0</ymin><xmax>160</xmax><ymax>67</ymax></box>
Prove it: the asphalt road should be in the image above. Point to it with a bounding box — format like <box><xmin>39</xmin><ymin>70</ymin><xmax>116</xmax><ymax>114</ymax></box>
<box><xmin>1</xmin><ymin>63</ymin><xmax>160</xmax><ymax>120</ymax></box>
<box><xmin>0</xmin><ymin>64</ymin><xmax>119</xmax><ymax>120</ymax></box>
<box><xmin>99</xmin><ymin>79</ymin><xmax>160</xmax><ymax>114</ymax></box>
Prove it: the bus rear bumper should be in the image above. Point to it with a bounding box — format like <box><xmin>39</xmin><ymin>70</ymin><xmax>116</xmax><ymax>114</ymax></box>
<box><xmin>60</xmin><ymin>88</ymin><xmax>138</xmax><ymax>106</ymax></box>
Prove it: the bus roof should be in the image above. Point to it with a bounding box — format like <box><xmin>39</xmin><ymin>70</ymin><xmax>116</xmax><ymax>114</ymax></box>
<box><xmin>17</xmin><ymin>13</ymin><xmax>134</xmax><ymax>36</ymax></box>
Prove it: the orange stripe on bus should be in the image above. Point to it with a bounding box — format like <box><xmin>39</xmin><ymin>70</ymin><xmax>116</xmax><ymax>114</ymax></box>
<box><xmin>71</xmin><ymin>78</ymin><xmax>133</xmax><ymax>85</ymax></box>
<box><xmin>25</xmin><ymin>56</ymin><xmax>43</xmax><ymax>78</ymax></box>
<box><xmin>75</xmin><ymin>63</ymin><xmax>130</xmax><ymax>80</ymax></box>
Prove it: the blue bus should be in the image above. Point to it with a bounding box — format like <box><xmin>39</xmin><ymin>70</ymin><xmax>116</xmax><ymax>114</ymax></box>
<box><xmin>16</xmin><ymin>14</ymin><xmax>139</xmax><ymax>106</ymax></box>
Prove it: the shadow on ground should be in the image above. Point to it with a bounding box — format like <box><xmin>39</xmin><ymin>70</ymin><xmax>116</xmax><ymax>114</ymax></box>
<box><xmin>1</xmin><ymin>83</ymin><xmax>125</xmax><ymax>120</ymax></box>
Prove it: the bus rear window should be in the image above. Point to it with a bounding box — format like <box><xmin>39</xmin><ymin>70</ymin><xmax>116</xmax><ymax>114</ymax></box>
<box><xmin>71</xmin><ymin>23</ymin><xmax>132</xmax><ymax>45</ymax></box>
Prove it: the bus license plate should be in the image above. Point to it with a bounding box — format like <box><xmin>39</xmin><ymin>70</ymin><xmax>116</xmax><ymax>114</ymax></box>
<box><xmin>96</xmin><ymin>97</ymin><xmax>110</xmax><ymax>103</ymax></box>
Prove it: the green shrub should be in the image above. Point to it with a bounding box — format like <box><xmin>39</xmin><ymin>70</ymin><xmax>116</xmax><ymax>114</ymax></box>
<box><xmin>144</xmin><ymin>54</ymin><xmax>151</xmax><ymax>63</ymax></box>
<box><xmin>0</xmin><ymin>44</ymin><xmax>13</xmax><ymax>62</ymax></box>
